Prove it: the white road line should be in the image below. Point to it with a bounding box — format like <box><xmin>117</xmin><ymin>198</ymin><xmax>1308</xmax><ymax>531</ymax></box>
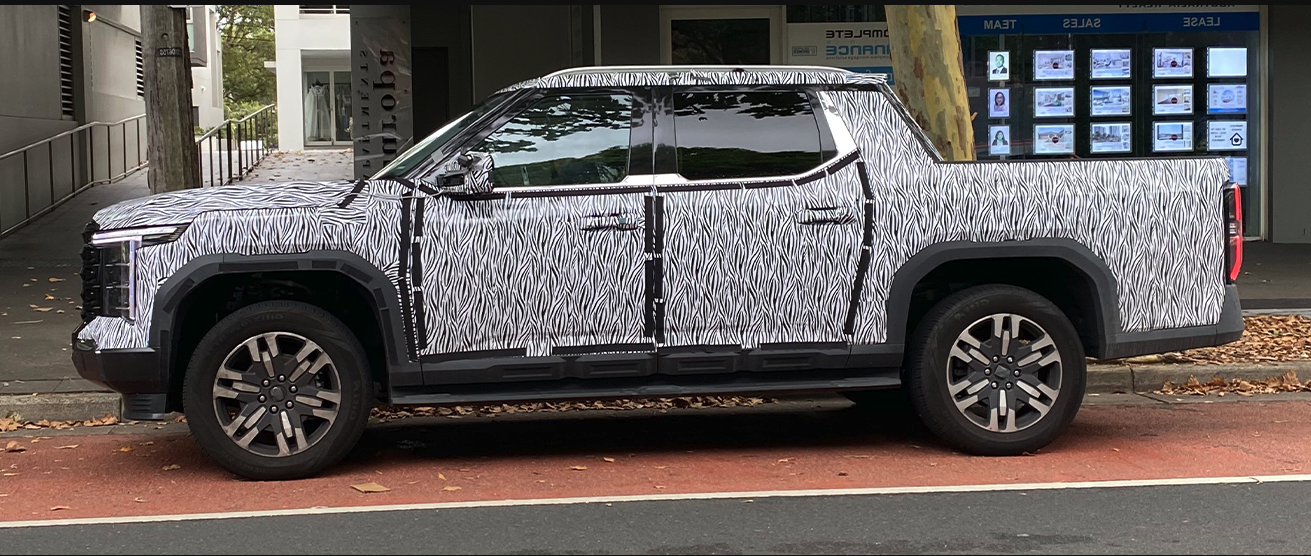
<box><xmin>4</xmin><ymin>474</ymin><xmax>1311</xmax><ymax>529</ymax></box>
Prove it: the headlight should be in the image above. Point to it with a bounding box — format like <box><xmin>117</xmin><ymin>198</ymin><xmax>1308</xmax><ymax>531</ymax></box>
<box><xmin>85</xmin><ymin>224</ymin><xmax>188</xmax><ymax>322</ymax></box>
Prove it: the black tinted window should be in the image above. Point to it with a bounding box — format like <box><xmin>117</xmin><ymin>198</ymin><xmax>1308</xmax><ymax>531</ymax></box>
<box><xmin>673</xmin><ymin>91</ymin><xmax>823</xmax><ymax>181</ymax></box>
<box><xmin>474</xmin><ymin>94</ymin><xmax>633</xmax><ymax>187</ymax></box>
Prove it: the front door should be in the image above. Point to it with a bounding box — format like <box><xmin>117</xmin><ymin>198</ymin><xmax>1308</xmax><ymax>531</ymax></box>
<box><xmin>416</xmin><ymin>90</ymin><xmax>655</xmax><ymax>361</ymax></box>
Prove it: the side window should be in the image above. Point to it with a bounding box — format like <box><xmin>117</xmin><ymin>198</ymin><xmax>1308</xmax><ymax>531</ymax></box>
<box><xmin>472</xmin><ymin>93</ymin><xmax>633</xmax><ymax>187</ymax></box>
<box><xmin>673</xmin><ymin>91</ymin><xmax>823</xmax><ymax>181</ymax></box>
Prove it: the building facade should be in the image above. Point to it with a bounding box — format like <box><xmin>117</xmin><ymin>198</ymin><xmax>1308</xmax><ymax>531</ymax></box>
<box><xmin>188</xmin><ymin>5</ymin><xmax>225</xmax><ymax>130</ymax></box>
<box><xmin>271</xmin><ymin>4</ymin><xmax>352</xmax><ymax>152</ymax></box>
<box><xmin>271</xmin><ymin>5</ymin><xmax>1303</xmax><ymax>243</ymax></box>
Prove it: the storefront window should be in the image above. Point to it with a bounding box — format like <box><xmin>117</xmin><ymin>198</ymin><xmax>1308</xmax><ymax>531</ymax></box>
<box><xmin>303</xmin><ymin>70</ymin><xmax>352</xmax><ymax>146</ymax></box>
<box><xmin>785</xmin><ymin>5</ymin><xmax>885</xmax><ymax>23</ymax></box>
<box><xmin>958</xmin><ymin>6</ymin><xmax>1261</xmax><ymax>235</ymax></box>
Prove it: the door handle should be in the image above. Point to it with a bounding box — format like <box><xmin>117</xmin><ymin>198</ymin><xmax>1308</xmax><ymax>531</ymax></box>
<box><xmin>580</xmin><ymin>212</ymin><xmax>641</xmax><ymax>232</ymax></box>
<box><xmin>796</xmin><ymin>206</ymin><xmax>856</xmax><ymax>226</ymax></box>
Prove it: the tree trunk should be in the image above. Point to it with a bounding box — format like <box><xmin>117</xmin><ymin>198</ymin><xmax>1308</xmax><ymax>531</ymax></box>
<box><xmin>141</xmin><ymin>5</ymin><xmax>200</xmax><ymax>192</ymax></box>
<box><xmin>885</xmin><ymin>5</ymin><xmax>975</xmax><ymax>161</ymax></box>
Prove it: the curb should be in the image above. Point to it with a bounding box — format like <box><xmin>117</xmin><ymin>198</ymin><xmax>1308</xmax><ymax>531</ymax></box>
<box><xmin>4</xmin><ymin>361</ymin><xmax>1311</xmax><ymax>424</ymax></box>
<box><xmin>1087</xmin><ymin>360</ymin><xmax>1311</xmax><ymax>394</ymax></box>
<box><xmin>0</xmin><ymin>392</ymin><xmax>121</xmax><ymax>423</ymax></box>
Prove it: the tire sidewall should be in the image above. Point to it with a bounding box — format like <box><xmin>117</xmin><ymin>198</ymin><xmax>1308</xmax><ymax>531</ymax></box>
<box><xmin>908</xmin><ymin>286</ymin><xmax>1087</xmax><ymax>455</ymax></box>
<box><xmin>183</xmin><ymin>301</ymin><xmax>372</xmax><ymax>480</ymax></box>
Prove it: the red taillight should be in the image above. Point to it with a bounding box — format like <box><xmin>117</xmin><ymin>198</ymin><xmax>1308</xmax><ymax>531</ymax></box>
<box><xmin>1224</xmin><ymin>183</ymin><xmax>1243</xmax><ymax>283</ymax></box>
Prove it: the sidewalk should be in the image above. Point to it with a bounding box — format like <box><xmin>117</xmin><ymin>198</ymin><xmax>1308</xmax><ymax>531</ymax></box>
<box><xmin>0</xmin><ymin>148</ymin><xmax>1307</xmax><ymax>421</ymax></box>
<box><xmin>0</xmin><ymin>149</ymin><xmax>352</xmax><ymax>420</ymax></box>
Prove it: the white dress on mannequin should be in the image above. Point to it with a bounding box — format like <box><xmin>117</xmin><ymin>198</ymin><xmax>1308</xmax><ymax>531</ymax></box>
<box><xmin>303</xmin><ymin>84</ymin><xmax>332</xmax><ymax>141</ymax></box>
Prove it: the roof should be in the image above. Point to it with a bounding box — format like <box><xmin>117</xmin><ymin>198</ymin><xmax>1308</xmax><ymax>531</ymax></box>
<box><xmin>494</xmin><ymin>65</ymin><xmax>888</xmax><ymax>95</ymax></box>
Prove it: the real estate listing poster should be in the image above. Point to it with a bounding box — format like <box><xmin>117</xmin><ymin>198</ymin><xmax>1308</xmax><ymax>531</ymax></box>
<box><xmin>1153</xmin><ymin>48</ymin><xmax>1194</xmax><ymax>78</ymax></box>
<box><xmin>1090</xmin><ymin>86</ymin><xmax>1131</xmax><ymax>116</ymax></box>
<box><xmin>1153</xmin><ymin>121</ymin><xmax>1194</xmax><ymax>152</ymax></box>
<box><xmin>1090</xmin><ymin>122</ymin><xmax>1132</xmax><ymax>153</ymax></box>
<box><xmin>1208</xmin><ymin>84</ymin><xmax>1247</xmax><ymax>115</ymax></box>
<box><xmin>1208</xmin><ymin>120</ymin><xmax>1248</xmax><ymax>151</ymax></box>
<box><xmin>1034</xmin><ymin>87</ymin><xmax>1075</xmax><ymax>118</ymax></box>
<box><xmin>1090</xmin><ymin>49</ymin><xmax>1132</xmax><ymax>79</ymax></box>
<box><xmin>1226</xmin><ymin>156</ymin><xmax>1248</xmax><ymax>186</ymax></box>
<box><xmin>1034</xmin><ymin>124</ymin><xmax>1075</xmax><ymax>154</ymax></box>
<box><xmin>1153</xmin><ymin>85</ymin><xmax>1193</xmax><ymax>115</ymax></box>
<box><xmin>1034</xmin><ymin>50</ymin><xmax>1075</xmax><ymax>81</ymax></box>
<box><xmin>1207</xmin><ymin>47</ymin><xmax>1247</xmax><ymax>78</ymax></box>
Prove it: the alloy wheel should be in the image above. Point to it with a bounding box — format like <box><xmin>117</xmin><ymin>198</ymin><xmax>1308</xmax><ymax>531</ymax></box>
<box><xmin>945</xmin><ymin>313</ymin><xmax>1062</xmax><ymax>433</ymax></box>
<box><xmin>211</xmin><ymin>332</ymin><xmax>342</xmax><ymax>457</ymax></box>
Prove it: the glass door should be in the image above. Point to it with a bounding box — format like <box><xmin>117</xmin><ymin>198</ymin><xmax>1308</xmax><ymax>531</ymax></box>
<box><xmin>660</xmin><ymin>6</ymin><xmax>783</xmax><ymax>65</ymax></box>
<box><xmin>304</xmin><ymin>70</ymin><xmax>352</xmax><ymax>146</ymax></box>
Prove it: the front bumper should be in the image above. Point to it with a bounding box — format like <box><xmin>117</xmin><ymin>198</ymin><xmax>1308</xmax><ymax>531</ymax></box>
<box><xmin>71</xmin><ymin>328</ymin><xmax>170</xmax><ymax>420</ymax></box>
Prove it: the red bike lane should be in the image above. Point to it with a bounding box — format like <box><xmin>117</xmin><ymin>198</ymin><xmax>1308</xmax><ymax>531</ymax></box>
<box><xmin>1</xmin><ymin>399</ymin><xmax>1308</xmax><ymax>522</ymax></box>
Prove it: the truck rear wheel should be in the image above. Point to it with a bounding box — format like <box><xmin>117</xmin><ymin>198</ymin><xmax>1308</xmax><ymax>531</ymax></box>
<box><xmin>904</xmin><ymin>285</ymin><xmax>1086</xmax><ymax>456</ymax></box>
<box><xmin>182</xmin><ymin>300</ymin><xmax>372</xmax><ymax>480</ymax></box>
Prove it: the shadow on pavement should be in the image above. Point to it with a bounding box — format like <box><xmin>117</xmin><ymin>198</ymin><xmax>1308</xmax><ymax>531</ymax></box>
<box><xmin>341</xmin><ymin>394</ymin><xmax>937</xmax><ymax>468</ymax></box>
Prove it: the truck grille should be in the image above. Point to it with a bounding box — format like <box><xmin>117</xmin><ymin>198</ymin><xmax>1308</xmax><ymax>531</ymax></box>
<box><xmin>79</xmin><ymin>221</ymin><xmax>102</xmax><ymax>323</ymax></box>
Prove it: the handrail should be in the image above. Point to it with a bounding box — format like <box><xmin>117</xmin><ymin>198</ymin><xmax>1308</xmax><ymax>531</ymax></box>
<box><xmin>0</xmin><ymin>114</ymin><xmax>148</xmax><ymax>239</ymax></box>
<box><xmin>0</xmin><ymin>115</ymin><xmax>145</xmax><ymax>162</ymax></box>
<box><xmin>196</xmin><ymin>103</ymin><xmax>277</xmax><ymax>188</ymax></box>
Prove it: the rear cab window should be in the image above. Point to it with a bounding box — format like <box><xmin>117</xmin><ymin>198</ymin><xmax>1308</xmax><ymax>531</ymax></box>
<box><xmin>671</xmin><ymin>90</ymin><xmax>835</xmax><ymax>181</ymax></box>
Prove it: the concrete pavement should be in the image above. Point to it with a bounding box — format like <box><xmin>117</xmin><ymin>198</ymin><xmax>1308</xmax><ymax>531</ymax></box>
<box><xmin>3</xmin><ymin>395</ymin><xmax>1311</xmax><ymax>526</ymax></box>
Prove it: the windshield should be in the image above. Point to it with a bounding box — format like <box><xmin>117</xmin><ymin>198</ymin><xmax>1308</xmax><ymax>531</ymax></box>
<box><xmin>374</xmin><ymin>91</ymin><xmax>516</xmax><ymax>178</ymax></box>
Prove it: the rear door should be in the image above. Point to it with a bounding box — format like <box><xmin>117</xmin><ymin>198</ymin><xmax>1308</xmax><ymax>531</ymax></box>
<box><xmin>652</xmin><ymin>87</ymin><xmax>865</xmax><ymax>352</ymax></box>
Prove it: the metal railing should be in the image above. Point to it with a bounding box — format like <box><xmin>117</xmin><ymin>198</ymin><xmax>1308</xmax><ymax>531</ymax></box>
<box><xmin>0</xmin><ymin>115</ymin><xmax>146</xmax><ymax>239</ymax></box>
<box><xmin>196</xmin><ymin>104</ymin><xmax>277</xmax><ymax>188</ymax></box>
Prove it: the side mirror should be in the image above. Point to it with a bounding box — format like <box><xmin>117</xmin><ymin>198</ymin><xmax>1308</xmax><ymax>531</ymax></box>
<box><xmin>441</xmin><ymin>151</ymin><xmax>494</xmax><ymax>195</ymax></box>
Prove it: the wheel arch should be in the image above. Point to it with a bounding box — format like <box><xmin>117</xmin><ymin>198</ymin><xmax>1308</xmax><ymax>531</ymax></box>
<box><xmin>150</xmin><ymin>251</ymin><xmax>421</xmax><ymax>411</ymax></box>
<box><xmin>884</xmin><ymin>239</ymin><xmax>1121</xmax><ymax>358</ymax></box>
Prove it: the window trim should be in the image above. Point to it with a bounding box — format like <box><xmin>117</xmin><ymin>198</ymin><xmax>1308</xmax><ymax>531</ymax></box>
<box><xmin>653</xmin><ymin>85</ymin><xmax>840</xmax><ymax>190</ymax></box>
<box><xmin>433</xmin><ymin>87</ymin><xmax>656</xmax><ymax>196</ymax></box>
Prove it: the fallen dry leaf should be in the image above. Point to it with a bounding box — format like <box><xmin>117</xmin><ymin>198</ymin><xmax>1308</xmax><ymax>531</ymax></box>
<box><xmin>32</xmin><ymin>308</ymin><xmax>52</xmax><ymax>312</ymax></box>
<box><xmin>162</xmin><ymin>464</ymin><xmax>181</xmax><ymax>471</ymax></box>
<box><xmin>50</xmin><ymin>506</ymin><xmax>70</xmax><ymax>511</ymax></box>
<box><xmin>139</xmin><ymin>441</ymin><xmax>154</xmax><ymax>446</ymax></box>
<box><xmin>350</xmin><ymin>482</ymin><xmax>390</xmax><ymax>493</ymax></box>
<box><xmin>437</xmin><ymin>473</ymin><xmax>446</xmax><ymax>481</ymax></box>
<box><xmin>56</xmin><ymin>445</ymin><xmax>78</xmax><ymax>450</ymax></box>
<box><xmin>49</xmin><ymin>277</ymin><xmax>66</xmax><ymax>282</ymax></box>
<box><xmin>118</xmin><ymin>446</ymin><xmax>133</xmax><ymax>452</ymax></box>
<box><xmin>5</xmin><ymin>441</ymin><xmax>25</xmax><ymax>453</ymax></box>
<box><xmin>1158</xmin><ymin>369</ymin><xmax>1311</xmax><ymax>396</ymax></box>
<box><xmin>134</xmin><ymin>497</ymin><xmax>145</xmax><ymax>503</ymax></box>
<box><xmin>442</xmin><ymin>486</ymin><xmax>462</xmax><ymax>491</ymax></box>
<box><xmin>602</xmin><ymin>457</ymin><xmax>616</xmax><ymax>463</ymax></box>
<box><xmin>570</xmin><ymin>466</ymin><xmax>588</xmax><ymax>471</ymax></box>
<box><xmin>43</xmin><ymin>294</ymin><xmax>54</xmax><ymax>300</ymax></box>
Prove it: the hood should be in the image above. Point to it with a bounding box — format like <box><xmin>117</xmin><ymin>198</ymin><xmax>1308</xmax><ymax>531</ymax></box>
<box><xmin>92</xmin><ymin>180</ymin><xmax>360</xmax><ymax>231</ymax></box>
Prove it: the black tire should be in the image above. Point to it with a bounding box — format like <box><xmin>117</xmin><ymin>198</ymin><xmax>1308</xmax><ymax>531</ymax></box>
<box><xmin>903</xmin><ymin>285</ymin><xmax>1086</xmax><ymax>456</ymax></box>
<box><xmin>183</xmin><ymin>300</ymin><xmax>373</xmax><ymax>480</ymax></box>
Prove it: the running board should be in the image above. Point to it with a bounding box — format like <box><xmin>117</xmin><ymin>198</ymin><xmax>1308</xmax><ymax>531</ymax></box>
<box><xmin>388</xmin><ymin>369</ymin><xmax>901</xmax><ymax>407</ymax></box>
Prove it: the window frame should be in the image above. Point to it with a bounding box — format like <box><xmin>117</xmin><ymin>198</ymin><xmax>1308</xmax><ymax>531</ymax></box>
<box><xmin>653</xmin><ymin>85</ymin><xmax>838</xmax><ymax>188</ymax></box>
<box><xmin>433</xmin><ymin>87</ymin><xmax>656</xmax><ymax>195</ymax></box>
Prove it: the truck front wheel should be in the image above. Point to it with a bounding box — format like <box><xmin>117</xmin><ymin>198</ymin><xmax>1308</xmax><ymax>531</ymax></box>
<box><xmin>904</xmin><ymin>285</ymin><xmax>1086</xmax><ymax>456</ymax></box>
<box><xmin>182</xmin><ymin>300</ymin><xmax>373</xmax><ymax>480</ymax></box>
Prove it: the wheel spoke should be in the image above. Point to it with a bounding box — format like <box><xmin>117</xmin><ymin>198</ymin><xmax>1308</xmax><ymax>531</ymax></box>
<box><xmin>955</xmin><ymin>393</ymin><xmax>981</xmax><ymax>412</ymax></box>
<box><xmin>297</xmin><ymin>384</ymin><xmax>341</xmax><ymax>405</ymax></box>
<box><xmin>1017</xmin><ymin>374</ymin><xmax>1060</xmax><ymax>400</ymax></box>
<box><xmin>222</xmin><ymin>403</ymin><xmax>260</xmax><ymax>436</ymax></box>
<box><xmin>262</xmin><ymin>333</ymin><xmax>281</xmax><ymax>357</ymax></box>
<box><xmin>290</xmin><ymin>354</ymin><xmax>330</xmax><ymax>384</ymax></box>
<box><xmin>1015</xmin><ymin>336</ymin><xmax>1055</xmax><ymax>366</ymax></box>
<box><xmin>290</xmin><ymin>410</ymin><xmax>309</xmax><ymax>449</ymax></box>
<box><xmin>1000</xmin><ymin>408</ymin><xmax>1020</xmax><ymax>432</ymax></box>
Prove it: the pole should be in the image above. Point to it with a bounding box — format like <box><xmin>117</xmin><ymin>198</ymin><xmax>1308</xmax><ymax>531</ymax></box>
<box><xmin>140</xmin><ymin>4</ymin><xmax>200</xmax><ymax>192</ymax></box>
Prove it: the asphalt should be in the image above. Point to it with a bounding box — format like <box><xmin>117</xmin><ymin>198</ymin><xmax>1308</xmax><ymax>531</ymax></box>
<box><xmin>4</xmin><ymin>481</ymin><xmax>1310</xmax><ymax>554</ymax></box>
<box><xmin>0</xmin><ymin>146</ymin><xmax>1308</xmax><ymax>422</ymax></box>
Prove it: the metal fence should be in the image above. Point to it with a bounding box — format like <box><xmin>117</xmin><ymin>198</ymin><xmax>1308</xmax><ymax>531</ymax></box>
<box><xmin>0</xmin><ymin>115</ymin><xmax>146</xmax><ymax>239</ymax></box>
<box><xmin>196</xmin><ymin>104</ymin><xmax>277</xmax><ymax>188</ymax></box>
